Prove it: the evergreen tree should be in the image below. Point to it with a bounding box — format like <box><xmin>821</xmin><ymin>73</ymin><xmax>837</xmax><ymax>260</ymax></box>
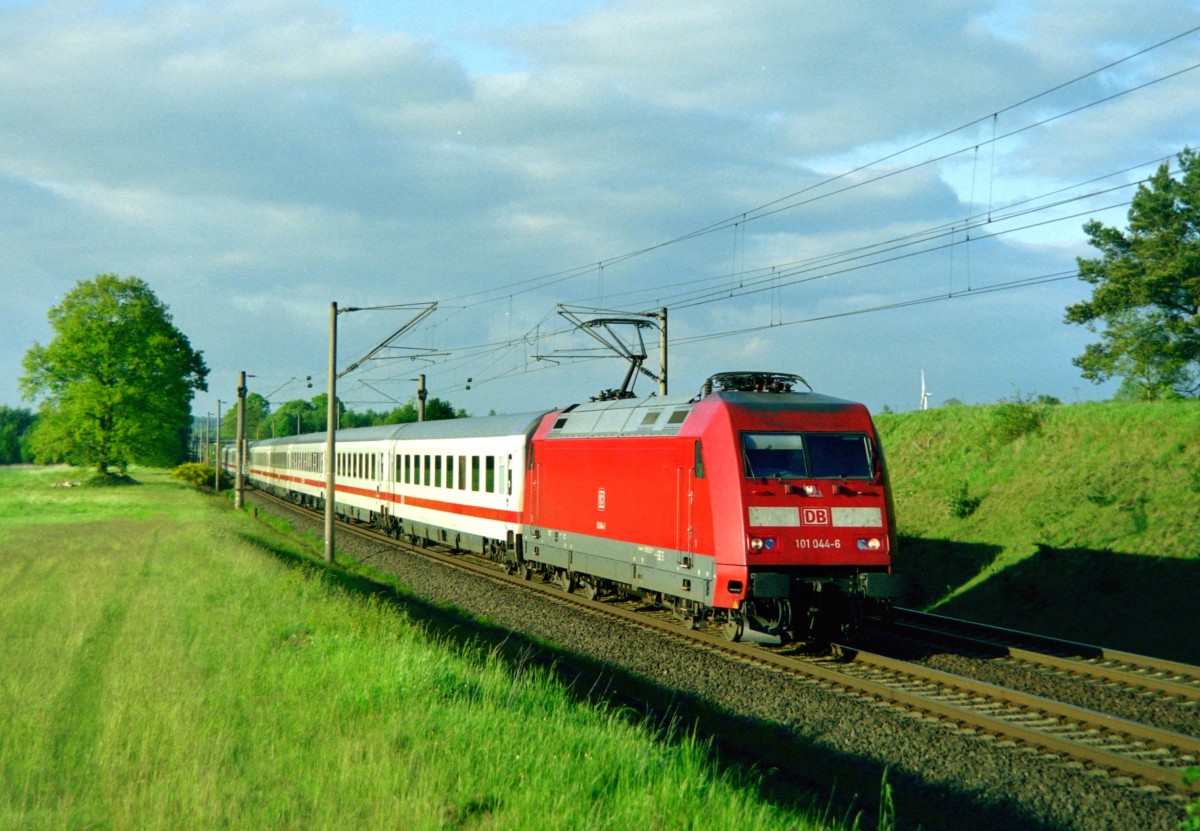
<box><xmin>1066</xmin><ymin>148</ymin><xmax>1200</xmax><ymax>399</ymax></box>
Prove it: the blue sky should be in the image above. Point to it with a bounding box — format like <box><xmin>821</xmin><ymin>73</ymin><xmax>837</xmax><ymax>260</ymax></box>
<box><xmin>3</xmin><ymin>0</ymin><xmax>1199</xmax><ymax>422</ymax></box>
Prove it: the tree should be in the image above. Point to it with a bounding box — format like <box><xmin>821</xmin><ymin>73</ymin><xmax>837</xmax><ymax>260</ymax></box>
<box><xmin>20</xmin><ymin>275</ymin><xmax>209</xmax><ymax>474</ymax></box>
<box><xmin>1065</xmin><ymin>148</ymin><xmax>1200</xmax><ymax>399</ymax></box>
<box><xmin>0</xmin><ymin>406</ymin><xmax>36</xmax><ymax>464</ymax></box>
<box><xmin>243</xmin><ymin>393</ymin><xmax>270</xmax><ymax>439</ymax></box>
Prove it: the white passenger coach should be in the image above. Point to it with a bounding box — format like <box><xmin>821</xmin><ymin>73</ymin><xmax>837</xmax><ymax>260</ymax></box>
<box><xmin>241</xmin><ymin>412</ymin><xmax>548</xmax><ymax>562</ymax></box>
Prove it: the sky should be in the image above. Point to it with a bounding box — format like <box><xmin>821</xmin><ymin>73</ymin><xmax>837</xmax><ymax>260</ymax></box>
<box><xmin>3</xmin><ymin>0</ymin><xmax>1199</xmax><ymax>423</ymax></box>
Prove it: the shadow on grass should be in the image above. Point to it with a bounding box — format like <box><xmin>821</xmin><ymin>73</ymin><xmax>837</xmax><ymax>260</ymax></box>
<box><xmin>934</xmin><ymin>544</ymin><xmax>1200</xmax><ymax>665</ymax></box>
<box><xmin>891</xmin><ymin>535</ymin><xmax>1003</xmax><ymax>611</ymax></box>
<box><xmin>236</xmin><ymin>523</ymin><xmax>1067</xmax><ymax>831</ymax></box>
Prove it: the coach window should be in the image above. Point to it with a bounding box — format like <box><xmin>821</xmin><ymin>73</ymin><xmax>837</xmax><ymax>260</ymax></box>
<box><xmin>432</xmin><ymin>456</ymin><xmax>440</xmax><ymax>488</ymax></box>
<box><xmin>486</xmin><ymin>456</ymin><xmax>496</xmax><ymax>492</ymax></box>
<box><xmin>471</xmin><ymin>456</ymin><xmax>480</xmax><ymax>491</ymax></box>
<box><xmin>457</xmin><ymin>456</ymin><xmax>467</xmax><ymax>490</ymax></box>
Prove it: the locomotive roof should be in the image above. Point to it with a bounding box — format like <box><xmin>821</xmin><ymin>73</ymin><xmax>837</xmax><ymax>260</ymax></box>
<box><xmin>249</xmin><ymin>410</ymin><xmax>549</xmax><ymax>448</ymax></box>
<box><xmin>710</xmin><ymin>389</ymin><xmax>862</xmax><ymax>411</ymax></box>
<box><xmin>546</xmin><ymin>393</ymin><xmax>697</xmax><ymax>438</ymax></box>
<box><xmin>544</xmin><ymin>389</ymin><xmax>864</xmax><ymax>439</ymax></box>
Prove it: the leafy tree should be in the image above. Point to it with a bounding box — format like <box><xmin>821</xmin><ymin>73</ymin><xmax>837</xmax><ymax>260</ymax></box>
<box><xmin>20</xmin><ymin>275</ymin><xmax>208</xmax><ymax>474</ymax></box>
<box><xmin>258</xmin><ymin>394</ymin><xmax>467</xmax><ymax>434</ymax></box>
<box><xmin>0</xmin><ymin>406</ymin><xmax>36</xmax><ymax>464</ymax></box>
<box><xmin>270</xmin><ymin>397</ymin><xmax>321</xmax><ymax>436</ymax></box>
<box><xmin>1066</xmin><ymin>148</ymin><xmax>1200</xmax><ymax>399</ymax></box>
<box><xmin>219</xmin><ymin>393</ymin><xmax>272</xmax><ymax>439</ymax></box>
<box><xmin>242</xmin><ymin>393</ymin><xmax>270</xmax><ymax>439</ymax></box>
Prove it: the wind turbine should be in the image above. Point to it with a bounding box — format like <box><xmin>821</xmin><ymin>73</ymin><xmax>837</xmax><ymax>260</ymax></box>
<box><xmin>920</xmin><ymin>370</ymin><xmax>931</xmax><ymax>411</ymax></box>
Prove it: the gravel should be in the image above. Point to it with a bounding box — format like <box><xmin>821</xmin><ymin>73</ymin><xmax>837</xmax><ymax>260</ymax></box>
<box><xmin>250</xmin><ymin>494</ymin><xmax>1187</xmax><ymax>831</ymax></box>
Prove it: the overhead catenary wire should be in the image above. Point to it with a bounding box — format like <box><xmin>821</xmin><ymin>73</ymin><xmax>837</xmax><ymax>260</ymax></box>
<box><xmin>330</xmin><ymin>25</ymin><xmax>1200</xmax><ymax>398</ymax></box>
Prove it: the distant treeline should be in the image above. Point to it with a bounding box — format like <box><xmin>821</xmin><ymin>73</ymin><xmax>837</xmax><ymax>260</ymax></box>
<box><xmin>0</xmin><ymin>406</ymin><xmax>36</xmax><ymax>464</ymax></box>
<box><xmin>205</xmin><ymin>393</ymin><xmax>469</xmax><ymax>442</ymax></box>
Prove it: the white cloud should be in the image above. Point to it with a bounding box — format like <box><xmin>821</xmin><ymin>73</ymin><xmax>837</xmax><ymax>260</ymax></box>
<box><xmin>2</xmin><ymin>0</ymin><xmax>1197</xmax><ymax>417</ymax></box>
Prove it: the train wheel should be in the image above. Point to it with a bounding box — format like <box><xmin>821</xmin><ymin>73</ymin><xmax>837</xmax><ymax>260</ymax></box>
<box><xmin>558</xmin><ymin>569</ymin><xmax>578</xmax><ymax>593</ymax></box>
<box><xmin>682</xmin><ymin>606</ymin><xmax>699</xmax><ymax>630</ymax></box>
<box><xmin>721</xmin><ymin>614</ymin><xmax>744</xmax><ymax>642</ymax></box>
<box><xmin>582</xmin><ymin>577</ymin><xmax>601</xmax><ymax>601</ymax></box>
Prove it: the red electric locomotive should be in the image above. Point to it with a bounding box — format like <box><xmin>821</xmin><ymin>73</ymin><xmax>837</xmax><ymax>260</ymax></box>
<box><xmin>521</xmin><ymin>371</ymin><xmax>901</xmax><ymax>641</ymax></box>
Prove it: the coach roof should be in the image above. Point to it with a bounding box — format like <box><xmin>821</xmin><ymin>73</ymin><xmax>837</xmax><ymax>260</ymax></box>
<box><xmin>248</xmin><ymin>411</ymin><xmax>551</xmax><ymax>449</ymax></box>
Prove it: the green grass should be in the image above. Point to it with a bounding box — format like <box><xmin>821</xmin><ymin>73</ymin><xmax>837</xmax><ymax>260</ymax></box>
<box><xmin>0</xmin><ymin>468</ymin><xmax>838</xmax><ymax>831</ymax></box>
<box><xmin>876</xmin><ymin>399</ymin><xmax>1200</xmax><ymax>661</ymax></box>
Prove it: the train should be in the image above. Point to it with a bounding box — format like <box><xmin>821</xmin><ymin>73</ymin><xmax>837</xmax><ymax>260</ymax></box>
<box><xmin>229</xmin><ymin>371</ymin><xmax>901</xmax><ymax>641</ymax></box>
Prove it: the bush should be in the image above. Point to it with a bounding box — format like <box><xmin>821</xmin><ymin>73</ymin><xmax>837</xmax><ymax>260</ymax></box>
<box><xmin>947</xmin><ymin>482</ymin><xmax>982</xmax><ymax>518</ymax></box>
<box><xmin>990</xmin><ymin>391</ymin><xmax>1050</xmax><ymax>443</ymax></box>
<box><xmin>173</xmin><ymin>463</ymin><xmax>231</xmax><ymax>490</ymax></box>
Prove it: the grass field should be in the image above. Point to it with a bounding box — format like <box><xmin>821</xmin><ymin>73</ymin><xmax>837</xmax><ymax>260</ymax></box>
<box><xmin>876</xmin><ymin>398</ymin><xmax>1200</xmax><ymax>662</ymax></box>
<box><xmin>0</xmin><ymin>467</ymin><xmax>841</xmax><ymax>830</ymax></box>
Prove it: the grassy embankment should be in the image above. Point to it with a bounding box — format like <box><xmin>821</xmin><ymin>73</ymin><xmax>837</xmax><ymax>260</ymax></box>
<box><xmin>0</xmin><ymin>466</ymin><xmax>842</xmax><ymax>831</ymax></box>
<box><xmin>876</xmin><ymin>399</ymin><xmax>1200</xmax><ymax>663</ymax></box>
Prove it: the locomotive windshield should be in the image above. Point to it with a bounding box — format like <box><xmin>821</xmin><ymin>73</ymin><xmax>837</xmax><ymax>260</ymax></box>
<box><xmin>741</xmin><ymin>432</ymin><xmax>874</xmax><ymax>479</ymax></box>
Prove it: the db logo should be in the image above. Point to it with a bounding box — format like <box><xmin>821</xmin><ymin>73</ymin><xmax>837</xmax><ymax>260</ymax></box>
<box><xmin>802</xmin><ymin>508</ymin><xmax>830</xmax><ymax>526</ymax></box>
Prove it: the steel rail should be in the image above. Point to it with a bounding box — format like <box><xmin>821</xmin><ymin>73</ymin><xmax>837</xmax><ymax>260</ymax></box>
<box><xmin>883</xmin><ymin>608</ymin><xmax>1200</xmax><ymax>702</ymax></box>
<box><xmin>826</xmin><ymin>646</ymin><xmax>1200</xmax><ymax>793</ymax></box>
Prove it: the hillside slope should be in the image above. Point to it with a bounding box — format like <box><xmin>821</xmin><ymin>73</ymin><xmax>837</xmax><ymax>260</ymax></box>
<box><xmin>874</xmin><ymin>400</ymin><xmax>1200</xmax><ymax>662</ymax></box>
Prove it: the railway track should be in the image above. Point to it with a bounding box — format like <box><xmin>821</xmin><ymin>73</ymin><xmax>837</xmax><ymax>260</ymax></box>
<box><xmin>876</xmin><ymin>607</ymin><xmax>1200</xmax><ymax>705</ymax></box>
<box><xmin>251</xmin><ymin>489</ymin><xmax>1200</xmax><ymax>798</ymax></box>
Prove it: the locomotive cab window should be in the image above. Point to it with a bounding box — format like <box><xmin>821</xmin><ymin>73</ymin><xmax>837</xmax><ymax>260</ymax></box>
<box><xmin>741</xmin><ymin>432</ymin><xmax>874</xmax><ymax>480</ymax></box>
<box><xmin>742</xmin><ymin>433</ymin><xmax>807</xmax><ymax>479</ymax></box>
<box><xmin>807</xmin><ymin>433</ymin><xmax>874</xmax><ymax>479</ymax></box>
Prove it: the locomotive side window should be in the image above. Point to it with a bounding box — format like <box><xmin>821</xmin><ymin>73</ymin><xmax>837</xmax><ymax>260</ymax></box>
<box><xmin>741</xmin><ymin>432</ymin><xmax>874</xmax><ymax>479</ymax></box>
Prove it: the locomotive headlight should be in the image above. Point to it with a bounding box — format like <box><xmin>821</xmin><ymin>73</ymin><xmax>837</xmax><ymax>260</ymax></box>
<box><xmin>748</xmin><ymin>536</ymin><xmax>777</xmax><ymax>553</ymax></box>
<box><xmin>802</xmin><ymin>484</ymin><xmax>821</xmax><ymax>497</ymax></box>
<box><xmin>857</xmin><ymin>537</ymin><xmax>883</xmax><ymax>551</ymax></box>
